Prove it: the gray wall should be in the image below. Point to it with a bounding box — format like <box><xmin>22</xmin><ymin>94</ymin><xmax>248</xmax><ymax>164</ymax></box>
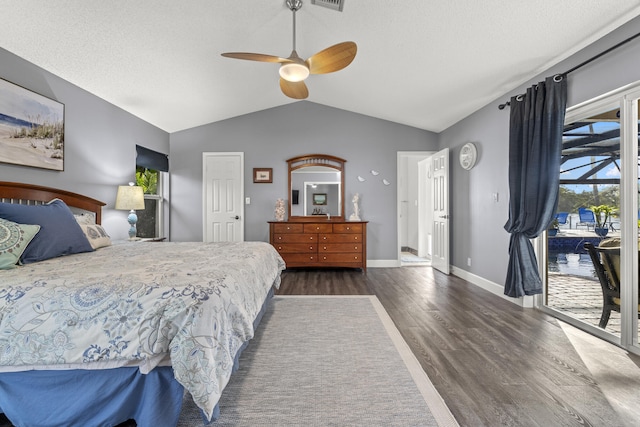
<box><xmin>5</xmin><ymin>11</ymin><xmax>640</xmax><ymax>283</ymax></box>
<box><xmin>169</xmin><ymin>101</ymin><xmax>438</xmax><ymax>260</ymax></box>
<box><xmin>0</xmin><ymin>47</ymin><xmax>169</xmax><ymax>241</ymax></box>
<box><xmin>439</xmin><ymin>16</ymin><xmax>640</xmax><ymax>286</ymax></box>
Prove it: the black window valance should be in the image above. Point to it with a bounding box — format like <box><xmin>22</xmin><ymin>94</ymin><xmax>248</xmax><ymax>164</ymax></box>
<box><xmin>136</xmin><ymin>145</ymin><xmax>168</xmax><ymax>172</ymax></box>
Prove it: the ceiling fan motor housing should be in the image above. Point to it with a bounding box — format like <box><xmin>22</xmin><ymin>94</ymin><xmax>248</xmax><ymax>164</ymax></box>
<box><xmin>286</xmin><ymin>0</ymin><xmax>303</xmax><ymax>12</ymax></box>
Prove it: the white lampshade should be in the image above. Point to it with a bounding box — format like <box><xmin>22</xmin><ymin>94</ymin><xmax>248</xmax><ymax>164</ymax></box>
<box><xmin>279</xmin><ymin>62</ymin><xmax>310</xmax><ymax>82</ymax></box>
<box><xmin>115</xmin><ymin>184</ymin><xmax>145</xmax><ymax>210</ymax></box>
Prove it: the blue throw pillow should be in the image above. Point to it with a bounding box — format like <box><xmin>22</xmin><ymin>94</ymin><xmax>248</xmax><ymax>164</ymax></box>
<box><xmin>0</xmin><ymin>199</ymin><xmax>94</xmax><ymax>264</ymax></box>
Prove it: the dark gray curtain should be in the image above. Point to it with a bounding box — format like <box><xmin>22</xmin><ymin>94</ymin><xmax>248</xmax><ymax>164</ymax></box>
<box><xmin>504</xmin><ymin>75</ymin><xmax>567</xmax><ymax>297</ymax></box>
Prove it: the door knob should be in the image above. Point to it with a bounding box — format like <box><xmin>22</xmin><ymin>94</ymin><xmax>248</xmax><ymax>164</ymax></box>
<box><xmin>231</xmin><ymin>215</ymin><xmax>240</xmax><ymax>220</ymax></box>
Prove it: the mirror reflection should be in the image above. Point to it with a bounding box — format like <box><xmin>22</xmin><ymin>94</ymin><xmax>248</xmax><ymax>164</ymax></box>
<box><xmin>290</xmin><ymin>167</ymin><xmax>341</xmax><ymax>216</ymax></box>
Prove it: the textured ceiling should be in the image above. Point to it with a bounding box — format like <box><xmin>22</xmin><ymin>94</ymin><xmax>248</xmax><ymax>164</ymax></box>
<box><xmin>1</xmin><ymin>1</ymin><xmax>640</xmax><ymax>133</ymax></box>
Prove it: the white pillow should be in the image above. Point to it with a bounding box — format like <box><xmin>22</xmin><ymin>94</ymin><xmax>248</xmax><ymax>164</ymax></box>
<box><xmin>79</xmin><ymin>224</ymin><xmax>112</xmax><ymax>249</ymax></box>
<box><xmin>74</xmin><ymin>213</ymin><xmax>96</xmax><ymax>225</ymax></box>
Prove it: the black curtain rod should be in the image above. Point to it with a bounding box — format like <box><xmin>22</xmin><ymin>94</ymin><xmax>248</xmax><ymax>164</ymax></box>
<box><xmin>498</xmin><ymin>30</ymin><xmax>640</xmax><ymax>110</ymax></box>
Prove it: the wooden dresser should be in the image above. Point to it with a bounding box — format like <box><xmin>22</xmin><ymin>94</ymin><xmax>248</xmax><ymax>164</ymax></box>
<box><xmin>269</xmin><ymin>221</ymin><xmax>367</xmax><ymax>271</ymax></box>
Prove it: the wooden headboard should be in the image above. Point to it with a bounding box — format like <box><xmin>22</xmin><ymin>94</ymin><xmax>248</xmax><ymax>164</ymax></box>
<box><xmin>0</xmin><ymin>181</ymin><xmax>106</xmax><ymax>224</ymax></box>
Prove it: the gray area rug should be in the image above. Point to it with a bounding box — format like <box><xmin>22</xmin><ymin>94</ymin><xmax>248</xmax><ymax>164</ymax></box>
<box><xmin>178</xmin><ymin>296</ymin><xmax>458</xmax><ymax>426</ymax></box>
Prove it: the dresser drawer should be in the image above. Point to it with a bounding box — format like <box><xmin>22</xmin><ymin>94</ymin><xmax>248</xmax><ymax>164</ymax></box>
<box><xmin>274</xmin><ymin>243</ymin><xmax>317</xmax><ymax>253</ymax></box>
<box><xmin>281</xmin><ymin>253</ymin><xmax>318</xmax><ymax>263</ymax></box>
<box><xmin>319</xmin><ymin>243</ymin><xmax>362</xmax><ymax>253</ymax></box>
<box><xmin>303</xmin><ymin>223</ymin><xmax>333</xmax><ymax>233</ymax></box>
<box><xmin>272</xmin><ymin>223</ymin><xmax>304</xmax><ymax>233</ymax></box>
<box><xmin>333</xmin><ymin>223</ymin><xmax>362</xmax><ymax>233</ymax></box>
<box><xmin>318</xmin><ymin>253</ymin><xmax>363</xmax><ymax>263</ymax></box>
<box><xmin>273</xmin><ymin>233</ymin><xmax>316</xmax><ymax>243</ymax></box>
<box><xmin>319</xmin><ymin>233</ymin><xmax>362</xmax><ymax>243</ymax></box>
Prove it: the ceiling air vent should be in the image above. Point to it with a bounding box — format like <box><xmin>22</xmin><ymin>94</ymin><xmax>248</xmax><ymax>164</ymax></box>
<box><xmin>310</xmin><ymin>0</ymin><xmax>344</xmax><ymax>12</ymax></box>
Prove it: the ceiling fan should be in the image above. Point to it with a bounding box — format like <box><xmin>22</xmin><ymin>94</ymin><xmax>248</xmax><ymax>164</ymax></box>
<box><xmin>221</xmin><ymin>0</ymin><xmax>357</xmax><ymax>99</ymax></box>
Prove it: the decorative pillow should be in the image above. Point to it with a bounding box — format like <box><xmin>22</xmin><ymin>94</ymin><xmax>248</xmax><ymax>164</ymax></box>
<box><xmin>74</xmin><ymin>212</ymin><xmax>96</xmax><ymax>225</ymax></box>
<box><xmin>0</xmin><ymin>218</ymin><xmax>40</xmax><ymax>269</ymax></box>
<box><xmin>79</xmin><ymin>224</ymin><xmax>112</xmax><ymax>249</ymax></box>
<box><xmin>0</xmin><ymin>199</ymin><xmax>94</xmax><ymax>264</ymax></box>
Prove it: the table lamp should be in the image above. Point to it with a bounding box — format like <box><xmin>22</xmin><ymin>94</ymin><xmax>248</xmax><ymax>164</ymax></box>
<box><xmin>115</xmin><ymin>183</ymin><xmax>145</xmax><ymax>239</ymax></box>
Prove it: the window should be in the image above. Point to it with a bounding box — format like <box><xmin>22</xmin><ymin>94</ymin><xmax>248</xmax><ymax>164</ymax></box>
<box><xmin>135</xmin><ymin>145</ymin><xmax>169</xmax><ymax>238</ymax></box>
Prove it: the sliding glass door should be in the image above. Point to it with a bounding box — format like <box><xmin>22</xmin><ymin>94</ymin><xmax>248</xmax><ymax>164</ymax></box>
<box><xmin>543</xmin><ymin>84</ymin><xmax>639</xmax><ymax>355</ymax></box>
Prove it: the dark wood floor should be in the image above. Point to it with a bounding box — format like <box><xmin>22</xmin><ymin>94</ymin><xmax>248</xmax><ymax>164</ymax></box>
<box><xmin>276</xmin><ymin>266</ymin><xmax>640</xmax><ymax>427</ymax></box>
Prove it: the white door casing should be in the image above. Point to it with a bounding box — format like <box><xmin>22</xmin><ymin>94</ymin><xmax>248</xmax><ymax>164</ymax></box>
<box><xmin>202</xmin><ymin>152</ymin><xmax>244</xmax><ymax>242</ymax></box>
<box><xmin>418</xmin><ymin>157</ymin><xmax>430</xmax><ymax>258</ymax></box>
<box><xmin>431</xmin><ymin>148</ymin><xmax>450</xmax><ymax>274</ymax></box>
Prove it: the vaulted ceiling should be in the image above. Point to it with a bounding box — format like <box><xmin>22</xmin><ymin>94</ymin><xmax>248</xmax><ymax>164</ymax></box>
<box><xmin>1</xmin><ymin>1</ymin><xmax>640</xmax><ymax>133</ymax></box>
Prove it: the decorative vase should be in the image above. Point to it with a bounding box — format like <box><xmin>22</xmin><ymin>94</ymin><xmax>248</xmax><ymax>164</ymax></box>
<box><xmin>274</xmin><ymin>198</ymin><xmax>285</xmax><ymax>222</ymax></box>
<box><xmin>594</xmin><ymin>227</ymin><xmax>608</xmax><ymax>237</ymax></box>
<box><xmin>548</xmin><ymin>228</ymin><xmax>558</xmax><ymax>236</ymax></box>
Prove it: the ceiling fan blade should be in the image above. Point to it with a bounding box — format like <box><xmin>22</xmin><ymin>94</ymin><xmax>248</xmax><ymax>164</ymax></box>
<box><xmin>306</xmin><ymin>41</ymin><xmax>357</xmax><ymax>74</ymax></box>
<box><xmin>221</xmin><ymin>52</ymin><xmax>291</xmax><ymax>63</ymax></box>
<box><xmin>280</xmin><ymin>78</ymin><xmax>309</xmax><ymax>99</ymax></box>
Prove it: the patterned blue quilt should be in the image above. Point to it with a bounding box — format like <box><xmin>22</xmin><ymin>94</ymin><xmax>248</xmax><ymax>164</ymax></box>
<box><xmin>0</xmin><ymin>241</ymin><xmax>285</xmax><ymax>420</ymax></box>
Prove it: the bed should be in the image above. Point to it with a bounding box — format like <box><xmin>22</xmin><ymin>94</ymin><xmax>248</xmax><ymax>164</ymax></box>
<box><xmin>0</xmin><ymin>182</ymin><xmax>286</xmax><ymax>426</ymax></box>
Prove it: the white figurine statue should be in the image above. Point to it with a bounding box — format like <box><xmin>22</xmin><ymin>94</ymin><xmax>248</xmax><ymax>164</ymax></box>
<box><xmin>349</xmin><ymin>193</ymin><xmax>361</xmax><ymax>221</ymax></box>
<box><xmin>275</xmin><ymin>198</ymin><xmax>285</xmax><ymax>221</ymax></box>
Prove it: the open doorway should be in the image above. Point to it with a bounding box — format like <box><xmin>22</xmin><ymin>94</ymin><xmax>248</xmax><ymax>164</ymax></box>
<box><xmin>397</xmin><ymin>151</ymin><xmax>434</xmax><ymax>266</ymax></box>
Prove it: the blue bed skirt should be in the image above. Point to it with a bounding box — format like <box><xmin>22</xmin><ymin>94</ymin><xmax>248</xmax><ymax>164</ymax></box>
<box><xmin>0</xmin><ymin>287</ymin><xmax>275</xmax><ymax>427</ymax></box>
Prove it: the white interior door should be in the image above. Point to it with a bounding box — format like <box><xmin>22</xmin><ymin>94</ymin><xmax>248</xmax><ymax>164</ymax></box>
<box><xmin>431</xmin><ymin>148</ymin><xmax>450</xmax><ymax>274</ymax></box>
<box><xmin>203</xmin><ymin>152</ymin><xmax>244</xmax><ymax>242</ymax></box>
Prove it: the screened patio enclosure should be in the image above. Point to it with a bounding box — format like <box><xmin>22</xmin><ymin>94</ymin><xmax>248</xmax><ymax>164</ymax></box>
<box><xmin>560</xmin><ymin>106</ymin><xmax>638</xmax><ymax>188</ymax></box>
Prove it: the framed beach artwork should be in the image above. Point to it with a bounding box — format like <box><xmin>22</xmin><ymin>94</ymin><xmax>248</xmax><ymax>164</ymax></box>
<box><xmin>0</xmin><ymin>78</ymin><xmax>65</xmax><ymax>171</ymax></box>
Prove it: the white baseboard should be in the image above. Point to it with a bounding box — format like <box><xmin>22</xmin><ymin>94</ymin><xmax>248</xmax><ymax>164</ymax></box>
<box><xmin>451</xmin><ymin>266</ymin><xmax>534</xmax><ymax>308</ymax></box>
<box><xmin>367</xmin><ymin>259</ymin><xmax>401</xmax><ymax>268</ymax></box>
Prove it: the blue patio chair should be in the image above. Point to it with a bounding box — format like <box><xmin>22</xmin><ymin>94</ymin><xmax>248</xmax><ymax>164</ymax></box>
<box><xmin>576</xmin><ymin>207</ymin><xmax>596</xmax><ymax>230</ymax></box>
<box><xmin>555</xmin><ymin>212</ymin><xmax>569</xmax><ymax>228</ymax></box>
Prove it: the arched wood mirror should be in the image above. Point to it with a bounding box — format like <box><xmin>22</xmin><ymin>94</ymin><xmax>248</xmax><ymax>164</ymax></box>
<box><xmin>287</xmin><ymin>154</ymin><xmax>346</xmax><ymax>221</ymax></box>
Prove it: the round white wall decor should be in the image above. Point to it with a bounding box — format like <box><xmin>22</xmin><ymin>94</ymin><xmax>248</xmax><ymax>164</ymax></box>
<box><xmin>459</xmin><ymin>142</ymin><xmax>478</xmax><ymax>170</ymax></box>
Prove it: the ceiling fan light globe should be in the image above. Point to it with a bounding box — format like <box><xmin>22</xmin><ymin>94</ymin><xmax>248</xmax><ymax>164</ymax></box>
<box><xmin>279</xmin><ymin>63</ymin><xmax>310</xmax><ymax>82</ymax></box>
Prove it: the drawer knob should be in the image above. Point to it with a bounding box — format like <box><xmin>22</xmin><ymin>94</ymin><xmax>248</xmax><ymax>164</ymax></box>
<box><xmin>323</xmin><ymin>256</ymin><xmax>327</xmax><ymax>260</ymax></box>
<box><xmin>323</xmin><ymin>236</ymin><xmax>327</xmax><ymax>240</ymax></box>
<box><xmin>354</xmin><ymin>237</ymin><xmax>358</xmax><ymax>240</ymax></box>
<box><xmin>354</xmin><ymin>246</ymin><xmax>358</xmax><ymax>250</ymax></box>
<box><xmin>278</xmin><ymin>246</ymin><xmax>282</xmax><ymax>250</ymax></box>
<box><xmin>355</xmin><ymin>256</ymin><xmax>358</xmax><ymax>260</ymax></box>
<box><xmin>323</xmin><ymin>246</ymin><xmax>327</xmax><ymax>250</ymax></box>
<box><xmin>347</xmin><ymin>227</ymin><xmax>350</xmax><ymax>230</ymax></box>
<box><xmin>310</xmin><ymin>246</ymin><xmax>313</xmax><ymax>250</ymax></box>
<box><xmin>278</xmin><ymin>237</ymin><xmax>282</xmax><ymax>240</ymax></box>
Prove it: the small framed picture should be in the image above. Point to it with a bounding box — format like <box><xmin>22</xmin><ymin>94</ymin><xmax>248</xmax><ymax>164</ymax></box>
<box><xmin>253</xmin><ymin>168</ymin><xmax>272</xmax><ymax>183</ymax></box>
<box><xmin>313</xmin><ymin>193</ymin><xmax>327</xmax><ymax>205</ymax></box>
